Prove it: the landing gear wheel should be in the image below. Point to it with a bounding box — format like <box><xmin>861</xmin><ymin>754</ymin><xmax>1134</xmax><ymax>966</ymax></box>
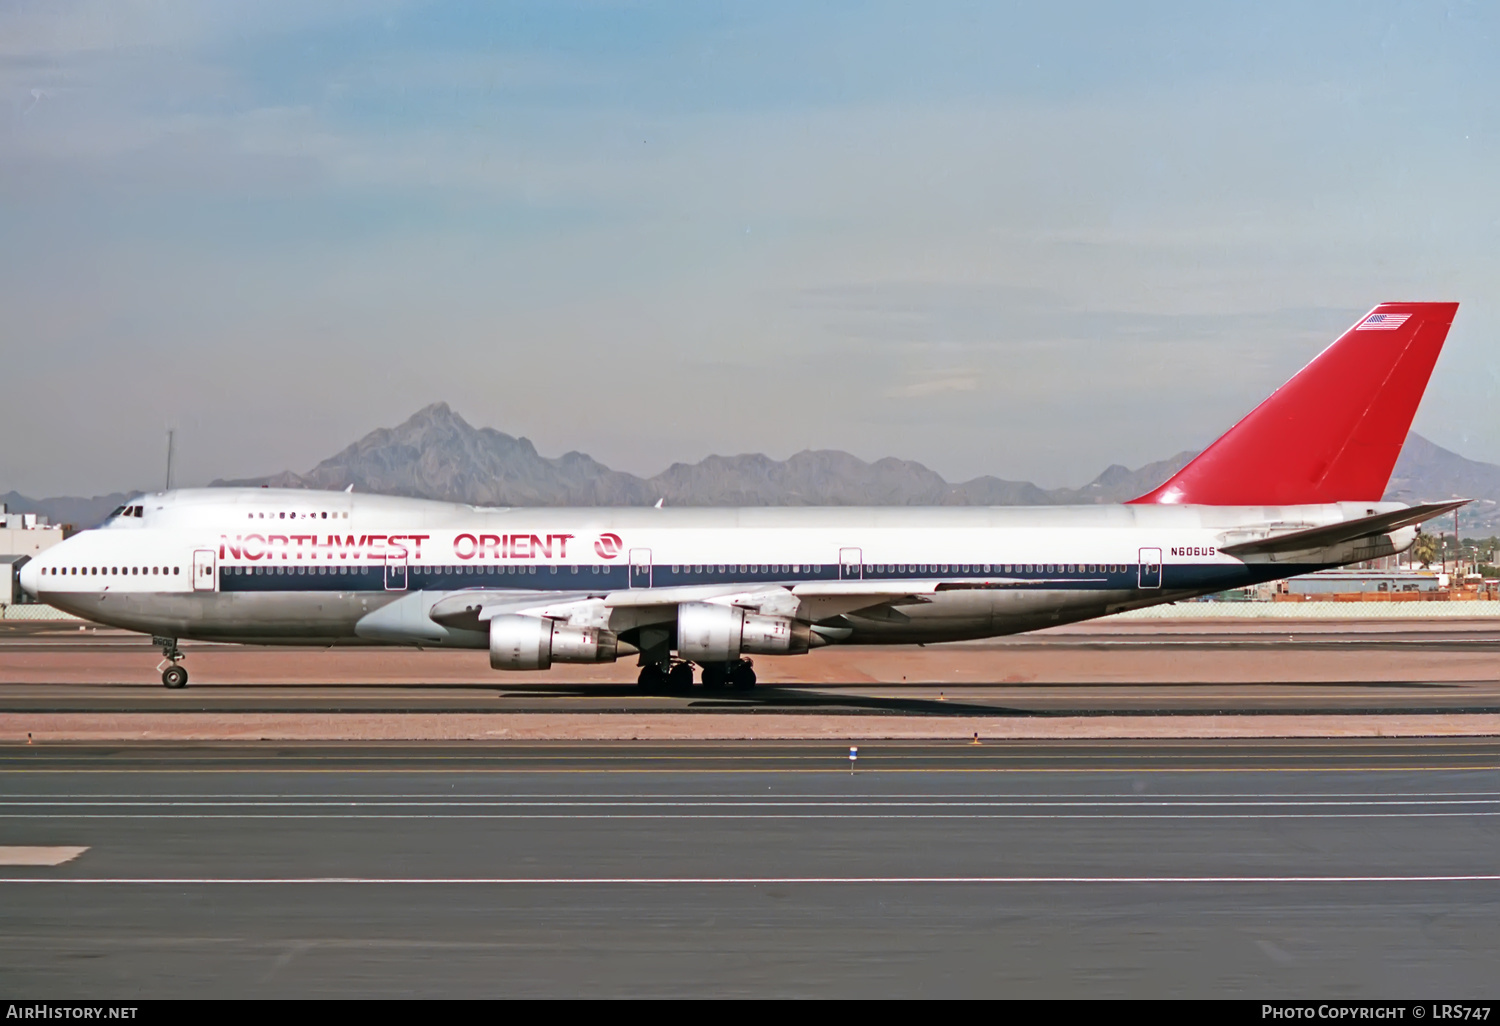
<box><xmin>154</xmin><ymin>636</ymin><xmax>187</xmax><ymax>689</ymax></box>
<box><xmin>729</xmin><ymin>660</ymin><xmax>756</xmax><ymax>691</ymax></box>
<box><xmin>637</xmin><ymin>663</ymin><xmax>669</xmax><ymax>694</ymax></box>
<box><xmin>667</xmin><ymin>663</ymin><xmax>696</xmax><ymax>693</ymax></box>
<box><xmin>700</xmin><ymin>663</ymin><xmax>728</xmax><ymax>690</ymax></box>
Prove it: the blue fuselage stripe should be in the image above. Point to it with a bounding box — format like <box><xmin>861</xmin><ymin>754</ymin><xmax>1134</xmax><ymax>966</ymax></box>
<box><xmin>213</xmin><ymin>561</ymin><xmax>1297</xmax><ymax>594</ymax></box>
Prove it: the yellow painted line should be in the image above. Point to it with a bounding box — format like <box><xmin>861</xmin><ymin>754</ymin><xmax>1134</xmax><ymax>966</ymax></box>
<box><xmin>0</xmin><ymin>846</ymin><xmax>88</xmax><ymax>865</ymax></box>
<box><xmin>4</xmin><ymin>764</ymin><xmax>1500</xmax><ymax>775</ymax></box>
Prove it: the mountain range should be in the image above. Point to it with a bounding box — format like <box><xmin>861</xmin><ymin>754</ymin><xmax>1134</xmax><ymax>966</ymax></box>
<box><xmin>210</xmin><ymin>402</ymin><xmax>1199</xmax><ymax>508</ymax></box>
<box><xmin>5</xmin><ymin>402</ymin><xmax>1499</xmax><ymax>531</ymax></box>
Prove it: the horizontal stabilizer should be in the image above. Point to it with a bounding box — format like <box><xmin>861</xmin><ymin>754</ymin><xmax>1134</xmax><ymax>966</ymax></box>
<box><xmin>1219</xmin><ymin>500</ymin><xmax>1467</xmax><ymax>558</ymax></box>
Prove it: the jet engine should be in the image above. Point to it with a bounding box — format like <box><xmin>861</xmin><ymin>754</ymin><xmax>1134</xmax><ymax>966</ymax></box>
<box><xmin>489</xmin><ymin>615</ymin><xmax>619</xmax><ymax>671</ymax></box>
<box><xmin>676</xmin><ymin>602</ymin><xmax>811</xmax><ymax>662</ymax></box>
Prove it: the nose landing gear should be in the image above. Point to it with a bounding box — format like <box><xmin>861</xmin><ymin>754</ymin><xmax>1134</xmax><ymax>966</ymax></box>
<box><xmin>153</xmin><ymin>636</ymin><xmax>188</xmax><ymax>689</ymax></box>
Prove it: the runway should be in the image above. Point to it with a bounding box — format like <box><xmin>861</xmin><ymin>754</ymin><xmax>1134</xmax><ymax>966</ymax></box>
<box><xmin>4</xmin><ymin>740</ymin><xmax>1500</xmax><ymax>996</ymax></box>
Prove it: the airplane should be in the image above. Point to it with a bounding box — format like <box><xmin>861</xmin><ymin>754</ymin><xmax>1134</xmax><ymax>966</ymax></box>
<box><xmin>19</xmin><ymin>302</ymin><xmax>1466</xmax><ymax>691</ymax></box>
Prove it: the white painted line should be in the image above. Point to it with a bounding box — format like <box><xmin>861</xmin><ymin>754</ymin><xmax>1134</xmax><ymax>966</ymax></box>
<box><xmin>10</xmin><ymin>790</ymin><xmax>1500</xmax><ymax>800</ymax></box>
<box><xmin>0</xmin><ymin>846</ymin><xmax>88</xmax><ymax>866</ymax></box>
<box><xmin>0</xmin><ymin>874</ymin><xmax>1496</xmax><ymax>885</ymax></box>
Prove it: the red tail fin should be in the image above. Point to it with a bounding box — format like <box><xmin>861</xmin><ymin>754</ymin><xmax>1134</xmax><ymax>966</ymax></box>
<box><xmin>1129</xmin><ymin>302</ymin><xmax>1458</xmax><ymax>505</ymax></box>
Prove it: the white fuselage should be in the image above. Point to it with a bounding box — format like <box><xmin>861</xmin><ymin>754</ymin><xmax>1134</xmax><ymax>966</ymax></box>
<box><xmin>18</xmin><ymin>488</ymin><xmax>1413</xmax><ymax>655</ymax></box>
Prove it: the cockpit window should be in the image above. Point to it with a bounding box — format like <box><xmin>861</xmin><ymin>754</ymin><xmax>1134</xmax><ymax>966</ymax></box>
<box><xmin>105</xmin><ymin>503</ymin><xmax>146</xmax><ymax>524</ymax></box>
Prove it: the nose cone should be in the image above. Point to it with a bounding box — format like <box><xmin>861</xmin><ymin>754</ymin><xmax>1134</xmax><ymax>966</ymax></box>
<box><xmin>18</xmin><ymin>558</ymin><xmax>40</xmax><ymax>599</ymax></box>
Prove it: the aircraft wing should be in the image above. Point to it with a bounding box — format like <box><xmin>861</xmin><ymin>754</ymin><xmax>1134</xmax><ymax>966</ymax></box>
<box><xmin>1219</xmin><ymin>500</ymin><xmax>1468</xmax><ymax>558</ymax></box>
<box><xmin>429</xmin><ymin>580</ymin><xmax>969</xmax><ymax>631</ymax></box>
<box><xmin>604</xmin><ymin>580</ymin><xmax>947</xmax><ymax>622</ymax></box>
<box><xmin>428</xmin><ymin>590</ymin><xmax>601</xmax><ymax>631</ymax></box>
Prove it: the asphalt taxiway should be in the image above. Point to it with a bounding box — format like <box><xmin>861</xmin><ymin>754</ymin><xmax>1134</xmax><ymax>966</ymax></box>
<box><xmin>3</xmin><ymin>739</ymin><xmax>1500</xmax><ymax>997</ymax></box>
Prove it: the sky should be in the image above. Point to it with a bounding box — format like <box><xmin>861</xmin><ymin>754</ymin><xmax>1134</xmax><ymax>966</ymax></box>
<box><xmin>2</xmin><ymin>1</ymin><xmax>1497</xmax><ymax>495</ymax></box>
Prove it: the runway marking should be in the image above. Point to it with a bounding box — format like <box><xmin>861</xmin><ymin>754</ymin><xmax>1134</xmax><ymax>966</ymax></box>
<box><xmin>6</xmin><ymin>797</ymin><xmax>1500</xmax><ymax>808</ymax></box>
<box><xmin>2</xmin><ymin>873</ymin><xmax>1499</xmax><ymax>885</ymax></box>
<box><xmin>6</xmin><ymin>812</ymin><xmax>1500</xmax><ymax>820</ymax></box>
<box><xmin>8</xmin><ymin>790</ymin><xmax>1500</xmax><ymax>800</ymax></box>
<box><xmin>0</xmin><ymin>846</ymin><xmax>88</xmax><ymax>865</ymax></box>
<box><xmin>9</xmin><ymin>765</ymin><xmax>1500</xmax><ymax>775</ymax></box>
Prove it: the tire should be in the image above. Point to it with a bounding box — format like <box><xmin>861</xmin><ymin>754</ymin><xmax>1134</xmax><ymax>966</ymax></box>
<box><xmin>637</xmin><ymin>664</ymin><xmax>668</xmax><ymax>694</ymax></box>
<box><xmin>730</xmin><ymin>662</ymin><xmax>756</xmax><ymax>691</ymax></box>
<box><xmin>162</xmin><ymin>665</ymin><xmax>188</xmax><ymax>689</ymax></box>
<box><xmin>667</xmin><ymin>663</ymin><xmax>695</xmax><ymax>693</ymax></box>
<box><xmin>700</xmin><ymin>663</ymin><xmax>728</xmax><ymax>690</ymax></box>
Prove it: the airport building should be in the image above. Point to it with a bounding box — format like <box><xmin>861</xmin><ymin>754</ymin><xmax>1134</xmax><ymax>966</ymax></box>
<box><xmin>0</xmin><ymin>504</ymin><xmax>64</xmax><ymax>608</ymax></box>
<box><xmin>1282</xmin><ymin>569</ymin><xmax>1442</xmax><ymax>595</ymax></box>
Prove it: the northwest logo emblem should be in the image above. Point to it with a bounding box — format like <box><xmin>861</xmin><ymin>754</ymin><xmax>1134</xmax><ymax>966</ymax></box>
<box><xmin>594</xmin><ymin>533</ymin><xmax>623</xmax><ymax>559</ymax></box>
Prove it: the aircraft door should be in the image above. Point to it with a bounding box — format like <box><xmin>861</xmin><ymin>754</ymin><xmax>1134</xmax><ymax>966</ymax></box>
<box><xmin>384</xmin><ymin>551</ymin><xmax>408</xmax><ymax>591</ymax></box>
<box><xmin>1138</xmin><ymin>547</ymin><xmax>1162</xmax><ymax>589</ymax></box>
<box><xmin>192</xmin><ymin>549</ymin><xmax>217</xmax><ymax>592</ymax></box>
<box><xmin>630</xmin><ymin>548</ymin><xmax>652</xmax><ymax>589</ymax></box>
<box><xmin>839</xmin><ymin>547</ymin><xmax>863</xmax><ymax>580</ymax></box>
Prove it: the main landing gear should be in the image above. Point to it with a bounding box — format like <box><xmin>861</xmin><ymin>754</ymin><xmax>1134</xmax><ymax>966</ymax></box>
<box><xmin>154</xmin><ymin>636</ymin><xmax>188</xmax><ymax>689</ymax></box>
<box><xmin>640</xmin><ymin>659</ymin><xmax>756</xmax><ymax>693</ymax></box>
<box><xmin>701</xmin><ymin>660</ymin><xmax>757</xmax><ymax>690</ymax></box>
<box><xmin>637</xmin><ymin>661</ymin><xmax>696</xmax><ymax>694</ymax></box>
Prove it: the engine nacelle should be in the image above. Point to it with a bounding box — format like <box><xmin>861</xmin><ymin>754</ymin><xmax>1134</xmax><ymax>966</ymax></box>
<box><xmin>489</xmin><ymin>615</ymin><xmax>619</xmax><ymax>670</ymax></box>
<box><xmin>676</xmin><ymin>602</ymin><xmax>810</xmax><ymax>662</ymax></box>
<box><xmin>740</xmin><ymin>612</ymin><xmax>812</xmax><ymax>655</ymax></box>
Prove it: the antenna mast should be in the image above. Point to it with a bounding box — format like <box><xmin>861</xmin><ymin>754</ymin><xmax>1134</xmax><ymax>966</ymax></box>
<box><xmin>165</xmin><ymin>429</ymin><xmax>175</xmax><ymax>491</ymax></box>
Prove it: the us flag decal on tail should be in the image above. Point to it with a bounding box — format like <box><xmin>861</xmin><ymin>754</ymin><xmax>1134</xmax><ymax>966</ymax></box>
<box><xmin>1355</xmin><ymin>312</ymin><xmax>1412</xmax><ymax>331</ymax></box>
